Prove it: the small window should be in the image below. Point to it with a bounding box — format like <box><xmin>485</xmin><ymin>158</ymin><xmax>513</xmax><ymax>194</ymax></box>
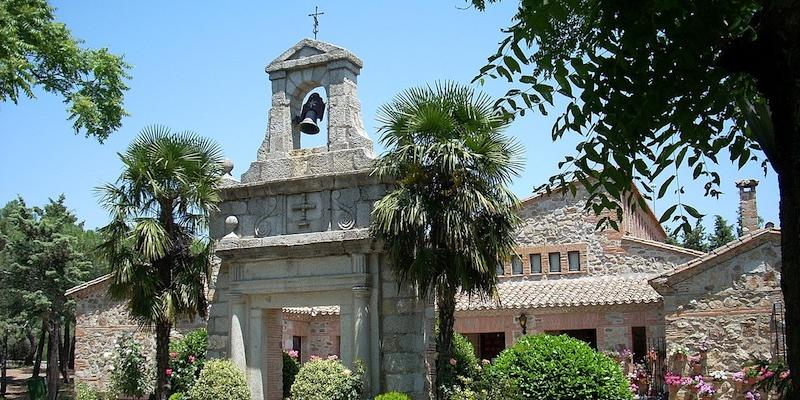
<box><xmin>549</xmin><ymin>252</ymin><xmax>561</xmax><ymax>273</ymax></box>
<box><xmin>511</xmin><ymin>256</ymin><xmax>523</xmax><ymax>275</ymax></box>
<box><xmin>568</xmin><ymin>251</ymin><xmax>581</xmax><ymax>271</ymax></box>
<box><xmin>530</xmin><ymin>254</ymin><xmax>542</xmax><ymax>274</ymax></box>
<box><xmin>496</xmin><ymin>263</ymin><xmax>505</xmax><ymax>276</ymax></box>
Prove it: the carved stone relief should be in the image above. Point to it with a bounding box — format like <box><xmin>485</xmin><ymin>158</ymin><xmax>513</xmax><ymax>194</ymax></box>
<box><xmin>254</xmin><ymin>196</ymin><xmax>283</xmax><ymax>238</ymax></box>
<box><xmin>332</xmin><ymin>188</ymin><xmax>360</xmax><ymax>230</ymax></box>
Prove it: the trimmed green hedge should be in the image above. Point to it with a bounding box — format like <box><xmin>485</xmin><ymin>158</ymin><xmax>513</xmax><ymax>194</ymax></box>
<box><xmin>290</xmin><ymin>358</ymin><xmax>363</xmax><ymax>400</ymax></box>
<box><xmin>483</xmin><ymin>334</ymin><xmax>631</xmax><ymax>400</ymax></box>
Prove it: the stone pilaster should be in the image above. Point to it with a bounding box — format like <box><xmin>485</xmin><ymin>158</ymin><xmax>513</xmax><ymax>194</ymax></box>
<box><xmin>353</xmin><ymin>286</ymin><xmax>371</xmax><ymax>392</ymax></box>
<box><xmin>247</xmin><ymin>307</ymin><xmax>264</xmax><ymax>400</ymax></box>
<box><xmin>229</xmin><ymin>292</ymin><xmax>248</xmax><ymax>373</ymax></box>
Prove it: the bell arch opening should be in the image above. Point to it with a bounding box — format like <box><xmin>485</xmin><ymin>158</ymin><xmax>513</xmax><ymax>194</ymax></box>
<box><xmin>290</xmin><ymin>84</ymin><xmax>329</xmax><ymax>150</ymax></box>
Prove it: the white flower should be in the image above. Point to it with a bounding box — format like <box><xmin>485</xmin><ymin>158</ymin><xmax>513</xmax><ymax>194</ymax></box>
<box><xmin>102</xmin><ymin>352</ymin><xmax>112</xmax><ymax>359</ymax></box>
<box><xmin>711</xmin><ymin>370</ymin><xmax>727</xmax><ymax>381</ymax></box>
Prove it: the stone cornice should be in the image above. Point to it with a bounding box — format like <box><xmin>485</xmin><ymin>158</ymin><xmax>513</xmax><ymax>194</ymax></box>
<box><xmin>221</xmin><ymin>169</ymin><xmax>390</xmax><ymax>201</ymax></box>
<box><xmin>215</xmin><ymin>228</ymin><xmax>377</xmax><ymax>260</ymax></box>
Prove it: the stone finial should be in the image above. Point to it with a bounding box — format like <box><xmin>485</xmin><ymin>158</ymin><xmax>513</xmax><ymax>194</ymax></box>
<box><xmin>223</xmin><ymin>215</ymin><xmax>239</xmax><ymax>239</ymax></box>
<box><xmin>220</xmin><ymin>159</ymin><xmax>238</xmax><ymax>186</ymax></box>
<box><xmin>735</xmin><ymin>179</ymin><xmax>759</xmax><ymax>234</ymax></box>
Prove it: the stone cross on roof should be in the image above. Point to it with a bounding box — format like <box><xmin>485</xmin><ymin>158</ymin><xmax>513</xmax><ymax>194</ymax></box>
<box><xmin>308</xmin><ymin>6</ymin><xmax>324</xmax><ymax>40</ymax></box>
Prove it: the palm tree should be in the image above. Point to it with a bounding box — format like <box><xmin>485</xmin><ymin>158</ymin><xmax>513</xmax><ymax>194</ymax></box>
<box><xmin>371</xmin><ymin>82</ymin><xmax>522</xmax><ymax>398</ymax></box>
<box><xmin>98</xmin><ymin>126</ymin><xmax>223</xmax><ymax>400</ymax></box>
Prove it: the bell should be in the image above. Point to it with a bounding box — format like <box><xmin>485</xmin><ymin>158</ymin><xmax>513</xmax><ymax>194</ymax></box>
<box><xmin>299</xmin><ymin>110</ymin><xmax>320</xmax><ymax>135</ymax></box>
<box><xmin>295</xmin><ymin>93</ymin><xmax>326</xmax><ymax>135</ymax></box>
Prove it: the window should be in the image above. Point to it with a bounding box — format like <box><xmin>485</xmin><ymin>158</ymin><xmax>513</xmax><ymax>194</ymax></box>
<box><xmin>530</xmin><ymin>254</ymin><xmax>542</xmax><ymax>274</ymax></box>
<box><xmin>511</xmin><ymin>256</ymin><xmax>523</xmax><ymax>275</ymax></box>
<box><xmin>548</xmin><ymin>252</ymin><xmax>561</xmax><ymax>273</ymax></box>
<box><xmin>496</xmin><ymin>263</ymin><xmax>505</xmax><ymax>276</ymax></box>
<box><xmin>568</xmin><ymin>251</ymin><xmax>581</xmax><ymax>271</ymax></box>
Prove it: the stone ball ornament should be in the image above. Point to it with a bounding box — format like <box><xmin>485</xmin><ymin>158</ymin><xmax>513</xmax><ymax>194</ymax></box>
<box><xmin>223</xmin><ymin>215</ymin><xmax>239</xmax><ymax>239</ymax></box>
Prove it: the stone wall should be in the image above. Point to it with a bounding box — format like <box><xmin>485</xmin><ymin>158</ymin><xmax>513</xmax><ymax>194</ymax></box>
<box><xmin>658</xmin><ymin>237</ymin><xmax>783</xmax><ymax>400</ymax></box>
<box><xmin>72</xmin><ymin>280</ymin><xmax>204</xmax><ymax>391</ymax></box>
<box><xmin>515</xmin><ymin>187</ymin><xmax>699</xmax><ymax>278</ymax></box>
<box><xmin>282</xmin><ymin>313</ymin><xmax>341</xmax><ymax>362</ymax></box>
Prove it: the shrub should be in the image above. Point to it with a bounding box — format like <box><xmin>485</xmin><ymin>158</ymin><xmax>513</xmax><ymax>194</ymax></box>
<box><xmin>374</xmin><ymin>392</ymin><xmax>412</xmax><ymax>400</ymax></box>
<box><xmin>169</xmin><ymin>328</ymin><xmax>209</xmax><ymax>394</ymax></box>
<box><xmin>283</xmin><ymin>351</ymin><xmax>300</xmax><ymax>398</ymax></box>
<box><xmin>290</xmin><ymin>357</ymin><xmax>364</xmax><ymax>400</ymax></box>
<box><xmin>75</xmin><ymin>383</ymin><xmax>99</xmax><ymax>400</ymax></box>
<box><xmin>188</xmin><ymin>359</ymin><xmax>251</xmax><ymax>400</ymax></box>
<box><xmin>483</xmin><ymin>334</ymin><xmax>631</xmax><ymax>400</ymax></box>
<box><xmin>168</xmin><ymin>392</ymin><xmax>184</xmax><ymax>400</ymax></box>
<box><xmin>109</xmin><ymin>333</ymin><xmax>151</xmax><ymax>397</ymax></box>
<box><xmin>438</xmin><ymin>331</ymin><xmax>480</xmax><ymax>392</ymax></box>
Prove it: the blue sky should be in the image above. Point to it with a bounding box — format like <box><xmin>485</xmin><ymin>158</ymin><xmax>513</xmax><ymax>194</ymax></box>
<box><xmin>0</xmin><ymin>1</ymin><xmax>779</xmax><ymax>232</ymax></box>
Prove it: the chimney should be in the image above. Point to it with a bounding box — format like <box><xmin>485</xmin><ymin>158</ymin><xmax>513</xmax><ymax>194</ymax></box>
<box><xmin>736</xmin><ymin>179</ymin><xmax>760</xmax><ymax>234</ymax></box>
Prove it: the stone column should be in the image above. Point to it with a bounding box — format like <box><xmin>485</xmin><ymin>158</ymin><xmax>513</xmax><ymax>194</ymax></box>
<box><xmin>248</xmin><ymin>307</ymin><xmax>264</xmax><ymax>400</ymax></box>
<box><xmin>229</xmin><ymin>292</ymin><xmax>247</xmax><ymax>373</ymax></box>
<box><xmin>353</xmin><ymin>286</ymin><xmax>371</xmax><ymax>392</ymax></box>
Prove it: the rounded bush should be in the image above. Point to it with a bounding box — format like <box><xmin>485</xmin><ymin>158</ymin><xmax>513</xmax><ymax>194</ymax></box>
<box><xmin>188</xmin><ymin>359</ymin><xmax>251</xmax><ymax>400</ymax></box>
<box><xmin>374</xmin><ymin>392</ymin><xmax>412</xmax><ymax>400</ymax></box>
<box><xmin>290</xmin><ymin>358</ymin><xmax>363</xmax><ymax>400</ymax></box>
<box><xmin>484</xmin><ymin>334</ymin><xmax>631</xmax><ymax>400</ymax></box>
<box><xmin>439</xmin><ymin>332</ymin><xmax>480</xmax><ymax>391</ymax></box>
<box><xmin>283</xmin><ymin>351</ymin><xmax>300</xmax><ymax>398</ymax></box>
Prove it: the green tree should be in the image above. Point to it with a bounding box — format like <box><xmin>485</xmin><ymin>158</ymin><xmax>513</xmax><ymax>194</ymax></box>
<box><xmin>681</xmin><ymin>219</ymin><xmax>709</xmax><ymax>253</ymax></box>
<box><xmin>370</xmin><ymin>82</ymin><xmax>522</xmax><ymax>398</ymax></box>
<box><xmin>98</xmin><ymin>126</ymin><xmax>223</xmax><ymax>400</ymax></box>
<box><xmin>708</xmin><ymin>215</ymin><xmax>737</xmax><ymax>250</ymax></box>
<box><xmin>472</xmin><ymin>0</ymin><xmax>800</xmax><ymax>392</ymax></box>
<box><xmin>0</xmin><ymin>196</ymin><xmax>89</xmax><ymax>399</ymax></box>
<box><xmin>0</xmin><ymin>0</ymin><xmax>131</xmax><ymax>141</ymax></box>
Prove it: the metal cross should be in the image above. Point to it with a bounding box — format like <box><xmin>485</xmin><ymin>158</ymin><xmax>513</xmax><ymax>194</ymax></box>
<box><xmin>308</xmin><ymin>6</ymin><xmax>324</xmax><ymax>40</ymax></box>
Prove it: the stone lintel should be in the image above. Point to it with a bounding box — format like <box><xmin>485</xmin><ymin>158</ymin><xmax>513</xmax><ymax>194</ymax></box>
<box><xmin>266</xmin><ymin>38</ymin><xmax>363</xmax><ymax>74</ymax></box>
<box><xmin>231</xmin><ymin>273</ymin><xmax>370</xmax><ymax>294</ymax></box>
<box><xmin>216</xmin><ymin>229</ymin><xmax>374</xmax><ymax>261</ymax></box>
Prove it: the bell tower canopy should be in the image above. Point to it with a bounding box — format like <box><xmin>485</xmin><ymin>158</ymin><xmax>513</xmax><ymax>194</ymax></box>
<box><xmin>266</xmin><ymin>39</ymin><xmax>363</xmax><ymax>75</ymax></box>
<box><xmin>243</xmin><ymin>39</ymin><xmax>374</xmax><ymax>184</ymax></box>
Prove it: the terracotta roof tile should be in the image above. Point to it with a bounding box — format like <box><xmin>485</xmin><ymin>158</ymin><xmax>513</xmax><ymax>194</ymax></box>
<box><xmin>456</xmin><ymin>275</ymin><xmax>661</xmax><ymax>311</ymax></box>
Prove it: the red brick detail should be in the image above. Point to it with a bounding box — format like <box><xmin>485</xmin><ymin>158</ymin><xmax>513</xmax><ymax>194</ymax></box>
<box><xmin>265</xmin><ymin>309</ymin><xmax>283</xmax><ymax>400</ymax></box>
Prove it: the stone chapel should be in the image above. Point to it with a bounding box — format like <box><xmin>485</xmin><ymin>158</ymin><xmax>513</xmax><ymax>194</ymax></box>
<box><xmin>67</xmin><ymin>40</ymin><xmax>785</xmax><ymax>400</ymax></box>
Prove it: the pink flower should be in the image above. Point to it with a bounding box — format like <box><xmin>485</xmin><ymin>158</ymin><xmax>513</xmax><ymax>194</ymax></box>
<box><xmin>166</xmin><ymin>368</ymin><xmax>173</xmax><ymax>377</ymax></box>
<box><xmin>169</xmin><ymin>352</ymin><xmax>178</xmax><ymax>359</ymax></box>
<box><xmin>481</xmin><ymin>359</ymin><xmax>490</xmax><ymax>365</ymax></box>
<box><xmin>188</xmin><ymin>355</ymin><xmax>196</xmax><ymax>363</ymax></box>
<box><xmin>780</xmin><ymin>370</ymin><xmax>790</xmax><ymax>380</ymax></box>
<box><xmin>449</xmin><ymin>358</ymin><xmax>457</xmax><ymax>366</ymax></box>
<box><xmin>287</xmin><ymin>350</ymin><xmax>299</xmax><ymax>359</ymax></box>
<box><xmin>327</xmin><ymin>354</ymin><xmax>339</xmax><ymax>361</ymax></box>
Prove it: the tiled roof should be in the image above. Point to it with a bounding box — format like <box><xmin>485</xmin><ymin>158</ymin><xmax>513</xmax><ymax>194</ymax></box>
<box><xmin>650</xmin><ymin>228</ymin><xmax>781</xmax><ymax>289</ymax></box>
<box><xmin>65</xmin><ymin>274</ymin><xmax>111</xmax><ymax>296</ymax></box>
<box><xmin>282</xmin><ymin>306</ymin><xmax>341</xmax><ymax>316</ymax></box>
<box><xmin>456</xmin><ymin>275</ymin><xmax>661</xmax><ymax>311</ymax></box>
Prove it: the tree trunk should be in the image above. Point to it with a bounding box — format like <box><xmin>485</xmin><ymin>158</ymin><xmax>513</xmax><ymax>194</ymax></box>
<box><xmin>154</xmin><ymin>321</ymin><xmax>172</xmax><ymax>400</ymax></box>
<box><xmin>45</xmin><ymin>319</ymin><xmax>60</xmax><ymax>400</ymax></box>
<box><xmin>32</xmin><ymin>318</ymin><xmax>46</xmax><ymax>378</ymax></box>
<box><xmin>59</xmin><ymin>319</ymin><xmax>70</xmax><ymax>383</ymax></box>
<box><xmin>68</xmin><ymin>332</ymin><xmax>75</xmax><ymax>370</ymax></box>
<box><xmin>1</xmin><ymin>334</ymin><xmax>7</xmax><ymax>395</ymax></box>
<box><xmin>25</xmin><ymin>328</ymin><xmax>35</xmax><ymax>365</ymax></box>
<box><xmin>435</xmin><ymin>283</ymin><xmax>458</xmax><ymax>400</ymax></box>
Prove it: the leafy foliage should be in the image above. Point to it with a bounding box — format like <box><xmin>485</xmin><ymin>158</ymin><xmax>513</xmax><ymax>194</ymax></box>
<box><xmin>168</xmin><ymin>328</ymin><xmax>208</xmax><ymax>395</ymax></box>
<box><xmin>483</xmin><ymin>334</ymin><xmax>631</xmax><ymax>400</ymax></box>
<box><xmin>97</xmin><ymin>125</ymin><xmax>223</xmax><ymax>399</ymax></box>
<box><xmin>438</xmin><ymin>332</ymin><xmax>480</xmax><ymax>392</ymax></box>
<box><xmin>0</xmin><ymin>0</ymin><xmax>131</xmax><ymax>141</ymax></box>
<box><xmin>374</xmin><ymin>392</ymin><xmax>412</xmax><ymax>400</ymax></box>
<box><xmin>471</xmin><ymin>0</ymin><xmax>768</xmax><ymax>235</ymax></box>
<box><xmin>290</xmin><ymin>358</ymin><xmax>364</xmax><ymax>400</ymax></box>
<box><xmin>371</xmin><ymin>82</ymin><xmax>522</xmax><ymax>397</ymax></box>
<box><xmin>188</xmin><ymin>359</ymin><xmax>251</xmax><ymax>400</ymax></box>
<box><xmin>109</xmin><ymin>333</ymin><xmax>152</xmax><ymax>398</ymax></box>
<box><xmin>282</xmin><ymin>351</ymin><xmax>300</xmax><ymax>399</ymax></box>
